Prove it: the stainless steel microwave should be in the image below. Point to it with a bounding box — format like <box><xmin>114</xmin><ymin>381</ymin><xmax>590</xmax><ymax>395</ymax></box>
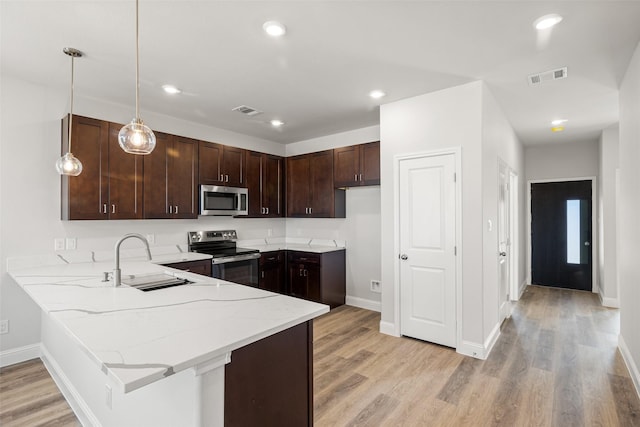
<box><xmin>199</xmin><ymin>185</ymin><xmax>248</xmax><ymax>216</ymax></box>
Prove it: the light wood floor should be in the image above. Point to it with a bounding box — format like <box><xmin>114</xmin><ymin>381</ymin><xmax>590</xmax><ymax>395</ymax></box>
<box><xmin>313</xmin><ymin>285</ymin><xmax>640</xmax><ymax>426</ymax></box>
<box><xmin>0</xmin><ymin>358</ymin><xmax>79</xmax><ymax>426</ymax></box>
<box><xmin>1</xmin><ymin>285</ymin><xmax>639</xmax><ymax>426</ymax></box>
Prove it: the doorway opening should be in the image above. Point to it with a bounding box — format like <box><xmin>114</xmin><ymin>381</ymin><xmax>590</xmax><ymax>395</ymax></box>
<box><xmin>528</xmin><ymin>178</ymin><xmax>595</xmax><ymax>291</ymax></box>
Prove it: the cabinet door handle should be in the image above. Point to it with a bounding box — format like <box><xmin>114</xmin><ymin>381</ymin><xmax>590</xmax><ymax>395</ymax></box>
<box><xmin>103</xmin><ymin>204</ymin><xmax>107</xmax><ymax>214</ymax></box>
<box><xmin>303</xmin><ymin>269</ymin><xmax>308</xmax><ymax>277</ymax></box>
<box><xmin>299</xmin><ymin>269</ymin><xmax>303</xmax><ymax>277</ymax></box>
<box><xmin>309</xmin><ymin>207</ymin><xmax>312</xmax><ymax>214</ymax></box>
<box><xmin>359</xmin><ymin>173</ymin><xmax>362</xmax><ymax>181</ymax></box>
<box><xmin>266</xmin><ymin>208</ymin><xmax>269</xmax><ymax>214</ymax></box>
<box><xmin>112</xmin><ymin>204</ymin><xmax>116</xmax><ymax>214</ymax></box>
<box><xmin>355</xmin><ymin>174</ymin><xmax>358</xmax><ymax>181</ymax></box>
<box><xmin>261</xmin><ymin>271</ymin><xmax>265</xmax><ymax>278</ymax></box>
<box><xmin>169</xmin><ymin>205</ymin><xmax>173</xmax><ymax>214</ymax></box>
<box><xmin>175</xmin><ymin>205</ymin><xmax>179</xmax><ymax>214</ymax></box>
<box><xmin>225</xmin><ymin>175</ymin><xmax>229</xmax><ymax>183</ymax></box>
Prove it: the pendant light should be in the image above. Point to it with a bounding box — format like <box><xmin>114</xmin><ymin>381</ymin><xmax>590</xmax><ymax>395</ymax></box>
<box><xmin>56</xmin><ymin>47</ymin><xmax>83</xmax><ymax>176</ymax></box>
<box><xmin>118</xmin><ymin>0</ymin><xmax>156</xmax><ymax>155</ymax></box>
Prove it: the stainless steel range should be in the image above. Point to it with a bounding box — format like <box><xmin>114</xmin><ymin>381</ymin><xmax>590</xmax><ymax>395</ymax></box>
<box><xmin>187</xmin><ymin>230</ymin><xmax>260</xmax><ymax>287</ymax></box>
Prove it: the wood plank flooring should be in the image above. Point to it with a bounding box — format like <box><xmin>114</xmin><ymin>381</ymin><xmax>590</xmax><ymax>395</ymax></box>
<box><xmin>1</xmin><ymin>285</ymin><xmax>638</xmax><ymax>426</ymax></box>
<box><xmin>0</xmin><ymin>358</ymin><xmax>79</xmax><ymax>426</ymax></box>
<box><xmin>313</xmin><ymin>285</ymin><xmax>640</xmax><ymax>426</ymax></box>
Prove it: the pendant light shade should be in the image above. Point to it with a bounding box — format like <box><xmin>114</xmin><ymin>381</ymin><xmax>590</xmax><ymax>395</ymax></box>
<box><xmin>119</xmin><ymin>0</ymin><xmax>155</xmax><ymax>155</ymax></box>
<box><xmin>57</xmin><ymin>47</ymin><xmax>83</xmax><ymax>176</ymax></box>
<box><xmin>118</xmin><ymin>118</ymin><xmax>156</xmax><ymax>154</ymax></box>
<box><xmin>56</xmin><ymin>152</ymin><xmax>83</xmax><ymax>176</ymax></box>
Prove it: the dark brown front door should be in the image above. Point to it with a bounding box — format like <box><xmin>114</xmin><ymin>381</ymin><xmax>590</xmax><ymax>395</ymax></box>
<box><xmin>531</xmin><ymin>180</ymin><xmax>592</xmax><ymax>291</ymax></box>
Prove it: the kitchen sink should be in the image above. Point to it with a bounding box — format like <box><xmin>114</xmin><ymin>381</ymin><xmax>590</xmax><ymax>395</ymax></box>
<box><xmin>121</xmin><ymin>273</ymin><xmax>193</xmax><ymax>292</ymax></box>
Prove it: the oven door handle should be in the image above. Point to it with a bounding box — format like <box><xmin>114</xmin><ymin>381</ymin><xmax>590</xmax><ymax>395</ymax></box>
<box><xmin>211</xmin><ymin>253</ymin><xmax>261</xmax><ymax>264</ymax></box>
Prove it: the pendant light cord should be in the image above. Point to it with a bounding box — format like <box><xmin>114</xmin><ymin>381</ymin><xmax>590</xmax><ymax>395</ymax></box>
<box><xmin>68</xmin><ymin>54</ymin><xmax>75</xmax><ymax>153</ymax></box>
<box><xmin>135</xmin><ymin>0</ymin><xmax>140</xmax><ymax>120</ymax></box>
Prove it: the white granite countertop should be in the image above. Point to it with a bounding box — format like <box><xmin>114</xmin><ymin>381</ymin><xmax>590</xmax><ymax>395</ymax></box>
<box><xmin>239</xmin><ymin>237</ymin><xmax>346</xmax><ymax>254</ymax></box>
<box><xmin>8</xmin><ymin>253</ymin><xmax>328</xmax><ymax>394</ymax></box>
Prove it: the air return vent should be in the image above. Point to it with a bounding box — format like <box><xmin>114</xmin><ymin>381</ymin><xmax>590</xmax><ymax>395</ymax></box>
<box><xmin>528</xmin><ymin>67</ymin><xmax>568</xmax><ymax>85</ymax></box>
<box><xmin>232</xmin><ymin>105</ymin><xmax>263</xmax><ymax>116</ymax></box>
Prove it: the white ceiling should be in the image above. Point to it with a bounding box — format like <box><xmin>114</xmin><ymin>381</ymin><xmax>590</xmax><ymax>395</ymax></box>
<box><xmin>3</xmin><ymin>1</ymin><xmax>640</xmax><ymax>145</ymax></box>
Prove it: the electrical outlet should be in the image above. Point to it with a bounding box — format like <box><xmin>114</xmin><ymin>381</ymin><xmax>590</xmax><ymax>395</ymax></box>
<box><xmin>105</xmin><ymin>384</ymin><xmax>112</xmax><ymax>409</ymax></box>
<box><xmin>146</xmin><ymin>234</ymin><xmax>155</xmax><ymax>244</ymax></box>
<box><xmin>0</xmin><ymin>320</ymin><xmax>9</xmax><ymax>335</ymax></box>
<box><xmin>65</xmin><ymin>237</ymin><xmax>77</xmax><ymax>250</ymax></box>
<box><xmin>54</xmin><ymin>238</ymin><xmax>65</xmax><ymax>251</ymax></box>
<box><xmin>370</xmin><ymin>280</ymin><xmax>381</xmax><ymax>293</ymax></box>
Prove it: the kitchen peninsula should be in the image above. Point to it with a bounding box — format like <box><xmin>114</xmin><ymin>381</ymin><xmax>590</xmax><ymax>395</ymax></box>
<box><xmin>7</xmin><ymin>249</ymin><xmax>328</xmax><ymax>426</ymax></box>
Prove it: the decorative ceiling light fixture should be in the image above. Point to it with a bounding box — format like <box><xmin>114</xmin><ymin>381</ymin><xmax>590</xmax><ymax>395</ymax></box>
<box><xmin>534</xmin><ymin>14</ymin><xmax>563</xmax><ymax>30</ymax></box>
<box><xmin>551</xmin><ymin>119</ymin><xmax>568</xmax><ymax>126</ymax></box>
<box><xmin>118</xmin><ymin>0</ymin><xmax>156</xmax><ymax>155</ymax></box>
<box><xmin>56</xmin><ymin>47</ymin><xmax>83</xmax><ymax>176</ymax></box>
<box><xmin>263</xmin><ymin>21</ymin><xmax>287</xmax><ymax>37</ymax></box>
<box><xmin>270</xmin><ymin>119</ymin><xmax>284</xmax><ymax>127</ymax></box>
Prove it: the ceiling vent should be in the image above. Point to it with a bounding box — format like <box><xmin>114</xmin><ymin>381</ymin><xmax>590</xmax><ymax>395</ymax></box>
<box><xmin>528</xmin><ymin>67</ymin><xmax>568</xmax><ymax>86</ymax></box>
<box><xmin>232</xmin><ymin>105</ymin><xmax>263</xmax><ymax>116</ymax></box>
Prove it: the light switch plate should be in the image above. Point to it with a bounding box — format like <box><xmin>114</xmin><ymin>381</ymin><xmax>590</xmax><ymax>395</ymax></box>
<box><xmin>66</xmin><ymin>237</ymin><xmax>77</xmax><ymax>250</ymax></box>
<box><xmin>54</xmin><ymin>238</ymin><xmax>65</xmax><ymax>251</ymax></box>
<box><xmin>0</xmin><ymin>320</ymin><xmax>8</xmax><ymax>335</ymax></box>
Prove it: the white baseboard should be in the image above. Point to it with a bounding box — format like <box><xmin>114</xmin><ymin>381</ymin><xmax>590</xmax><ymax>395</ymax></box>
<box><xmin>345</xmin><ymin>296</ymin><xmax>381</xmax><ymax>312</ymax></box>
<box><xmin>598</xmin><ymin>293</ymin><xmax>620</xmax><ymax>308</ymax></box>
<box><xmin>41</xmin><ymin>345</ymin><xmax>101</xmax><ymax>427</ymax></box>
<box><xmin>0</xmin><ymin>343</ymin><xmax>40</xmax><ymax>367</ymax></box>
<box><xmin>483</xmin><ymin>323</ymin><xmax>501</xmax><ymax>359</ymax></box>
<box><xmin>619</xmin><ymin>334</ymin><xmax>640</xmax><ymax>401</ymax></box>
<box><xmin>518</xmin><ymin>280</ymin><xmax>527</xmax><ymax>299</ymax></box>
<box><xmin>379</xmin><ymin>320</ymin><xmax>399</xmax><ymax>337</ymax></box>
<box><xmin>457</xmin><ymin>340</ymin><xmax>486</xmax><ymax>359</ymax></box>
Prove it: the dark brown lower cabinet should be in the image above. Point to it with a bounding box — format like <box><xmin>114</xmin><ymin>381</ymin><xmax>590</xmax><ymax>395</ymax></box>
<box><xmin>259</xmin><ymin>251</ymin><xmax>286</xmax><ymax>293</ymax></box>
<box><xmin>287</xmin><ymin>250</ymin><xmax>346</xmax><ymax>309</ymax></box>
<box><xmin>225</xmin><ymin>321</ymin><xmax>313</xmax><ymax>427</ymax></box>
<box><xmin>162</xmin><ymin>259</ymin><xmax>212</xmax><ymax>276</ymax></box>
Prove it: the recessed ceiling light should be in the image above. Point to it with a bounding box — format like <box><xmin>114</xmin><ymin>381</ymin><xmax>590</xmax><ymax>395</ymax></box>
<box><xmin>369</xmin><ymin>90</ymin><xmax>386</xmax><ymax>99</ymax></box>
<box><xmin>162</xmin><ymin>85</ymin><xmax>181</xmax><ymax>94</ymax></box>
<box><xmin>551</xmin><ymin>119</ymin><xmax>568</xmax><ymax>126</ymax></box>
<box><xmin>263</xmin><ymin>21</ymin><xmax>286</xmax><ymax>37</ymax></box>
<box><xmin>534</xmin><ymin>14</ymin><xmax>563</xmax><ymax>30</ymax></box>
<box><xmin>270</xmin><ymin>119</ymin><xmax>284</xmax><ymax>127</ymax></box>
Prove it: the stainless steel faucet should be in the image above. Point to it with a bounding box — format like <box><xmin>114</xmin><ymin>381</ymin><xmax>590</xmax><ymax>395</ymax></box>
<box><xmin>113</xmin><ymin>233</ymin><xmax>152</xmax><ymax>287</ymax></box>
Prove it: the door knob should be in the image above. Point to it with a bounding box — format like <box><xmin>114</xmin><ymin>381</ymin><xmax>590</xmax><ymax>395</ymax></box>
<box><xmin>400</xmin><ymin>254</ymin><xmax>408</xmax><ymax>260</ymax></box>
<box><xmin>499</xmin><ymin>251</ymin><xmax>507</xmax><ymax>256</ymax></box>
<box><xmin>584</xmin><ymin>242</ymin><xmax>590</xmax><ymax>246</ymax></box>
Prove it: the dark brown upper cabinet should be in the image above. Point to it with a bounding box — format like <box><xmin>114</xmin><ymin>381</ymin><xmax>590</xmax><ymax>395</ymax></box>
<box><xmin>245</xmin><ymin>151</ymin><xmax>284</xmax><ymax>217</ymax></box>
<box><xmin>286</xmin><ymin>150</ymin><xmax>345</xmax><ymax>218</ymax></box>
<box><xmin>143</xmin><ymin>133</ymin><xmax>198</xmax><ymax>219</ymax></box>
<box><xmin>61</xmin><ymin>115</ymin><xmax>143</xmax><ymax>220</ymax></box>
<box><xmin>333</xmin><ymin>141</ymin><xmax>380</xmax><ymax>187</ymax></box>
<box><xmin>199</xmin><ymin>141</ymin><xmax>245</xmax><ymax>187</ymax></box>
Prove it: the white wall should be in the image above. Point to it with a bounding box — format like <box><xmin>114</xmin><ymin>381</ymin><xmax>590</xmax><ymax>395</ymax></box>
<box><xmin>0</xmin><ymin>75</ymin><xmax>287</xmax><ymax>354</ymax></box>
<box><xmin>598</xmin><ymin>126</ymin><xmax>619</xmax><ymax>306</ymax></box>
<box><xmin>285</xmin><ymin>126</ymin><xmax>382</xmax><ymax>310</ymax></box>
<box><xmin>525</xmin><ymin>141</ymin><xmax>600</xmax><ymax>181</ymax></box>
<box><xmin>380</xmin><ymin>81</ymin><xmax>486</xmax><ymax>351</ymax></box>
<box><xmin>480</xmin><ymin>83</ymin><xmax>525</xmax><ymax>343</ymax></box>
<box><xmin>618</xmin><ymin>40</ymin><xmax>640</xmax><ymax>396</ymax></box>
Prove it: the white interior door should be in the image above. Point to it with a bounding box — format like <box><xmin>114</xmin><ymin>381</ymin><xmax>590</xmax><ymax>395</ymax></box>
<box><xmin>399</xmin><ymin>153</ymin><xmax>456</xmax><ymax>348</ymax></box>
<box><xmin>498</xmin><ymin>163</ymin><xmax>511</xmax><ymax>321</ymax></box>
